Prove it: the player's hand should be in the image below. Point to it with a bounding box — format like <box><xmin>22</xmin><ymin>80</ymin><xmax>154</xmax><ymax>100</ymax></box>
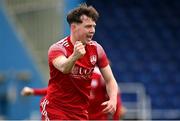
<box><xmin>73</xmin><ymin>41</ymin><xmax>86</xmax><ymax>59</ymax></box>
<box><xmin>101</xmin><ymin>99</ymin><xmax>117</xmax><ymax>114</ymax></box>
<box><xmin>21</xmin><ymin>86</ymin><xmax>34</xmax><ymax>96</ymax></box>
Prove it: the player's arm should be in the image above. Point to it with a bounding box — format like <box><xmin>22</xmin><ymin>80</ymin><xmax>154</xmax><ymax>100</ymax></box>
<box><xmin>113</xmin><ymin>93</ymin><xmax>126</xmax><ymax>120</ymax></box>
<box><xmin>100</xmin><ymin>65</ymin><xmax>118</xmax><ymax>114</ymax></box>
<box><xmin>33</xmin><ymin>88</ymin><xmax>47</xmax><ymax>95</ymax></box>
<box><xmin>53</xmin><ymin>41</ymin><xmax>86</xmax><ymax>74</ymax></box>
<box><xmin>21</xmin><ymin>87</ymin><xmax>47</xmax><ymax>96</ymax></box>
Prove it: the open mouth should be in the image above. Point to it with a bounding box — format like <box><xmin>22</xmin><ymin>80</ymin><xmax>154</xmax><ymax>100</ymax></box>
<box><xmin>87</xmin><ymin>35</ymin><xmax>93</xmax><ymax>40</ymax></box>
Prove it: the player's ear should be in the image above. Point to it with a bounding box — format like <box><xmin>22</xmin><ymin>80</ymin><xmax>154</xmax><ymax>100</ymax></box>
<box><xmin>71</xmin><ymin>23</ymin><xmax>77</xmax><ymax>31</ymax></box>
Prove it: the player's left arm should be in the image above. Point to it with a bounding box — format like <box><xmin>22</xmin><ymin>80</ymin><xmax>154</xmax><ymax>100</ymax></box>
<box><xmin>100</xmin><ymin>65</ymin><xmax>118</xmax><ymax>114</ymax></box>
<box><xmin>21</xmin><ymin>87</ymin><xmax>47</xmax><ymax>96</ymax></box>
<box><xmin>113</xmin><ymin>93</ymin><xmax>127</xmax><ymax>120</ymax></box>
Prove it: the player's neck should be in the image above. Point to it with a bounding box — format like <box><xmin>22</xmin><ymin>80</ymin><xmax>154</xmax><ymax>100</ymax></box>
<box><xmin>70</xmin><ymin>33</ymin><xmax>86</xmax><ymax>45</ymax></box>
<box><xmin>70</xmin><ymin>34</ymin><xmax>76</xmax><ymax>45</ymax></box>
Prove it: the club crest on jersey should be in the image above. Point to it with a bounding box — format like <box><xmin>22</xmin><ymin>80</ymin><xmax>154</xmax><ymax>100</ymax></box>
<box><xmin>90</xmin><ymin>55</ymin><xmax>97</xmax><ymax>65</ymax></box>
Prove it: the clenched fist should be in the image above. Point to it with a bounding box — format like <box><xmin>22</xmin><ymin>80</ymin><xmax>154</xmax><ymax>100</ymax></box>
<box><xmin>21</xmin><ymin>86</ymin><xmax>34</xmax><ymax>96</ymax></box>
<box><xmin>73</xmin><ymin>41</ymin><xmax>86</xmax><ymax>59</ymax></box>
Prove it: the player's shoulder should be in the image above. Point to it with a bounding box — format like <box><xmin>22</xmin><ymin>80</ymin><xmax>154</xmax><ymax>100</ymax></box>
<box><xmin>89</xmin><ymin>40</ymin><xmax>101</xmax><ymax>47</ymax></box>
<box><xmin>49</xmin><ymin>36</ymin><xmax>69</xmax><ymax>50</ymax></box>
<box><xmin>57</xmin><ymin>36</ymin><xmax>70</xmax><ymax>47</ymax></box>
<box><xmin>90</xmin><ymin>40</ymin><xmax>104</xmax><ymax>51</ymax></box>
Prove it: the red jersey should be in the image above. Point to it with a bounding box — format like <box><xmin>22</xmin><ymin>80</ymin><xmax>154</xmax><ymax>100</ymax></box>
<box><xmin>89</xmin><ymin>72</ymin><xmax>122</xmax><ymax>120</ymax></box>
<box><xmin>41</xmin><ymin>36</ymin><xmax>109</xmax><ymax>120</ymax></box>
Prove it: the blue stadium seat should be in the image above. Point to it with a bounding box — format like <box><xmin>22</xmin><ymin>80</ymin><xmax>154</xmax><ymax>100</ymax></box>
<box><xmin>87</xmin><ymin>0</ymin><xmax>180</xmax><ymax>111</ymax></box>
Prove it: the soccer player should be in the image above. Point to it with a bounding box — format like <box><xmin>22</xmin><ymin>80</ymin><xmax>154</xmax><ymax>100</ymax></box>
<box><xmin>33</xmin><ymin>3</ymin><xmax>118</xmax><ymax>120</ymax></box>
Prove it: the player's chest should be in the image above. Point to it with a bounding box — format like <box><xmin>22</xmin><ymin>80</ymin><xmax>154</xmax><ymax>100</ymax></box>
<box><xmin>66</xmin><ymin>45</ymin><xmax>98</xmax><ymax>67</ymax></box>
<box><xmin>66</xmin><ymin>45</ymin><xmax>98</xmax><ymax>76</ymax></box>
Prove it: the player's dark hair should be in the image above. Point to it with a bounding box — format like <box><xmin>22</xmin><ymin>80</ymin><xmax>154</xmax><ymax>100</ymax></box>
<box><xmin>67</xmin><ymin>3</ymin><xmax>99</xmax><ymax>25</ymax></box>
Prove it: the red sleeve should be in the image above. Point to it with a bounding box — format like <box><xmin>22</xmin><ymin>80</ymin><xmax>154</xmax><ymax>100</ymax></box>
<box><xmin>33</xmin><ymin>88</ymin><xmax>47</xmax><ymax>96</ymax></box>
<box><xmin>48</xmin><ymin>43</ymin><xmax>66</xmax><ymax>63</ymax></box>
<box><xmin>96</xmin><ymin>43</ymin><xmax>109</xmax><ymax>68</ymax></box>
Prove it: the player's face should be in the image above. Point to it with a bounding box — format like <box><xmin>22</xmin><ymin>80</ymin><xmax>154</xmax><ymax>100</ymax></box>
<box><xmin>75</xmin><ymin>15</ymin><xmax>96</xmax><ymax>44</ymax></box>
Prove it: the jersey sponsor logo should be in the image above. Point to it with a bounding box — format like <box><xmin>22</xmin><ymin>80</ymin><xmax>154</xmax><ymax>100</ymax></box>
<box><xmin>90</xmin><ymin>55</ymin><xmax>97</xmax><ymax>65</ymax></box>
<box><xmin>71</xmin><ymin>66</ymin><xmax>94</xmax><ymax>78</ymax></box>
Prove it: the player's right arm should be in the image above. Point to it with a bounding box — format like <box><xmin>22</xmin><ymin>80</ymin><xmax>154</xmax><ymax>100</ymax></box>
<box><xmin>53</xmin><ymin>41</ymin><xmax>86</xmax><ymax>74</ymax></box>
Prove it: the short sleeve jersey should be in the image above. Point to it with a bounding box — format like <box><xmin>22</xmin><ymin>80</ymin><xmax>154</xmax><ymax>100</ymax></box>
<box><xmin>45</xmin><ymin>36</ymin><xmax>109</xmax><ymax>119</ymax></box>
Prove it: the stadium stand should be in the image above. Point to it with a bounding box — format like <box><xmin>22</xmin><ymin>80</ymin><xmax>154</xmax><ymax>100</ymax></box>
<box><xmin>0</xmin><ymin>1</ymin><xmax>45</xmax><ymax>120</ymax></box>
<box><xmin>87</xmin><ymin>0</ymin><xmax>180</xmax><ymax>120</ymax></box>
